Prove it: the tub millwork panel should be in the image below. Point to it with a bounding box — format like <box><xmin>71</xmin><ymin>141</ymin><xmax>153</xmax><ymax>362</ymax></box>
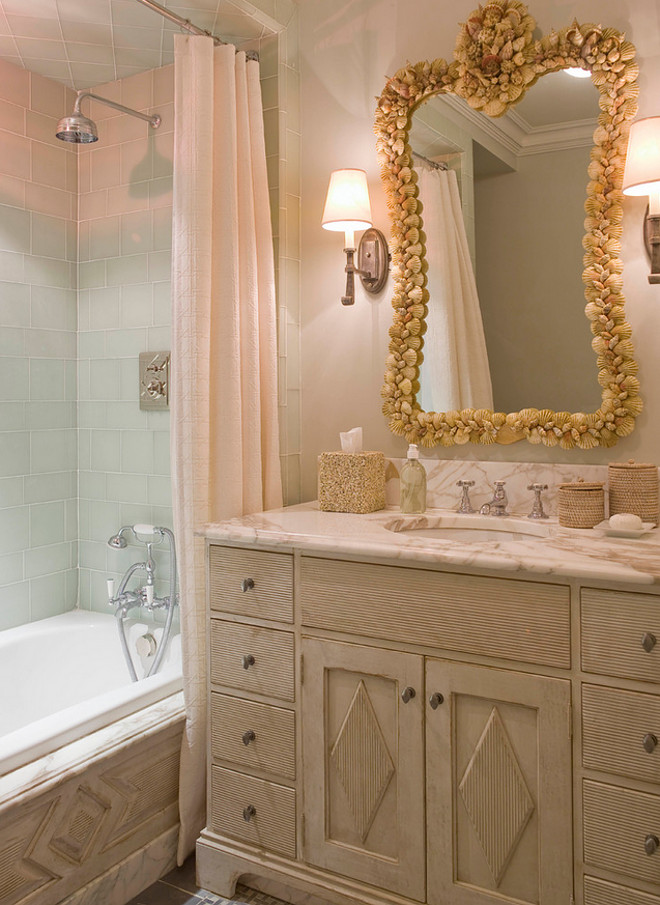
<box><xmin>0</xmin><ymin>717</ymin><xmax>183</xmax><ymax>905</ymax></box>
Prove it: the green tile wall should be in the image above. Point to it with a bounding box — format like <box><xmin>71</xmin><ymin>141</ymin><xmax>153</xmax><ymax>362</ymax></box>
<box><xmin>0</xmin><ymin>62</ymin><xmax>78</xmax><ymax>630</ymax></box>
<box><xmin>77</xmin><ymin>67</ymin><xmax>174</xmax><ymax>612</ymax></box>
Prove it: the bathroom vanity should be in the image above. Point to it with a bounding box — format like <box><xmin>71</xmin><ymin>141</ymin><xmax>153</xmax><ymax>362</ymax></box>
<box><xmin>197</xmin><ymin>503</ymin><xmax>660</xmax><ymax>905</ymax></box>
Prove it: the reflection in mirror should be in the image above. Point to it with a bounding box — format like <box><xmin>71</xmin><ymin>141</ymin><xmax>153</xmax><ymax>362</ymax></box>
<box><xmin>412</xmin><ymin>73</ymin><xmax>601</xmax><ymax>414</ymax></box>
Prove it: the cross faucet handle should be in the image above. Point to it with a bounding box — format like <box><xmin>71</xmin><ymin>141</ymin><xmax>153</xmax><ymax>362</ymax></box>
<box><xmin>527</xmin><ymin>483</ymin><xmax>549</xmax><ymax>520</ymax></box>
<box><xmin>456</xmin><ymin>480</ymin><xmax>476</xmax><ymax>514</ymax></box>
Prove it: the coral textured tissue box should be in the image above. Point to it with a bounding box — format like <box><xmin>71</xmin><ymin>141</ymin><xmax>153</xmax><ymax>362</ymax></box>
<box><xmin>318</xmin><ymin>452</ymin><xmax>386</xmax><ymax>514</ymax></box>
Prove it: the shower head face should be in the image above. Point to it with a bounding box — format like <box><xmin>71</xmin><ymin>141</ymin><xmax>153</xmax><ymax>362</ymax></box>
<box><xmin>107</xmin><ymin>526</ymin><xmax>135</xmax><ymax>549</ymax></box>
<box><xmin>107</xmin><ymin>534</ymin><xmax>127</xmax><ymax>549</ymax></box>
<box><xmin>56</xmin><ymin>112</ymin><xmax>98</xmax><ymax>143</ymax></box>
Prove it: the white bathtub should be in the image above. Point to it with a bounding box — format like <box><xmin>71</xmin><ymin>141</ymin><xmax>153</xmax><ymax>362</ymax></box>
<box><xmin>0</xmin><ymin>609</ymin><xmax>183</xmax><ymax>777</ymax></box>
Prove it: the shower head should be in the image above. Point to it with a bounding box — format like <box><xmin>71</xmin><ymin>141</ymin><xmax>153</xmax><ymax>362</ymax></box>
<box><xmin>56</xmin><ymin>111</ymin><xmax>98</xmax><ymax>144</ymax></box>
<box><xmin>107</xmin><ymin>527</ymin><xmax>134</xmax><ymax>549</ymax></box>
<box><xmin>56</xmin><ymin>91</ymin><xmax>161</xmax><ymax>144</ymax></box>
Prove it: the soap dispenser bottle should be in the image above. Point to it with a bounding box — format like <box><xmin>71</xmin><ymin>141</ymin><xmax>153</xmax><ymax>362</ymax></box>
<box><xmin>400</xmin><ymin>444</ymin><xmax>427</xmax><ymax>513</ymax></box>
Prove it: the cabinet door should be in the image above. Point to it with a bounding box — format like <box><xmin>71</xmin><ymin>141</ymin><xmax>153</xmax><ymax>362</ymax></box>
<box><xmin>302</xmin><ymin>638</ymin><xmax>425</xmax><ymax>901</ymax></box>
<box><xmin>426</xmin><ymin>660</ymin><xmax>572</xmax><ymax>905</ymax></box>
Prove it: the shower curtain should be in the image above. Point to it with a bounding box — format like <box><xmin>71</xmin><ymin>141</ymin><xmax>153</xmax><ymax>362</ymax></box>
<box><xmin>417</xmin><ymin>163</ymin><xmax>494</xmax><ymax>413</ymax></box>
<box><xmin>171</xmin><ymin>35</ymin><xmax>283</xmax><ymax>862</ymax></box>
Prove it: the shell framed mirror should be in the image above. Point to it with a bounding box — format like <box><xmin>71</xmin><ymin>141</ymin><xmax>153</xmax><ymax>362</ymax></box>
<box><xmin>376</xmin><ymin>0</ymin><xmax>642</xmax><ymax>450</ymax></box>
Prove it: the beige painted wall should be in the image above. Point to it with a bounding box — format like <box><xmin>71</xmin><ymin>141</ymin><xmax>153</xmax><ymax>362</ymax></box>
<box><xmin>298</xmin><ymin>0</ymin><xmax>660</xmax><ymax>500</ymax></box>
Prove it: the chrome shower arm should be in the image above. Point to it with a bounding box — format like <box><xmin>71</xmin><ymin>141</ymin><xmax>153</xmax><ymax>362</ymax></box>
<box><xmin>74</xmin><ymin>91</ymin><xmax>161</xmax><ymax>129</ymax></box>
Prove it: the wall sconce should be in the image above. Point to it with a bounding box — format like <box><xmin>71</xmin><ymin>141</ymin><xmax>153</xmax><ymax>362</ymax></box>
<box><xmin>623</xmin><ymin>116</ymin><xmax>660</xmax><ymax>284</ymax></box>
<box><xmin>321</xmin><ymin>168</ymin><xmax>389</xmax><ymax>305</ymax></box>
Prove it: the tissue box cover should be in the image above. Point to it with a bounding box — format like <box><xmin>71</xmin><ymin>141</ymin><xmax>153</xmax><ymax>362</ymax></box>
<box><xmin>318</xmin><ymin>452</ymin><xmax>385</xmax><ymax>513</ymax></box>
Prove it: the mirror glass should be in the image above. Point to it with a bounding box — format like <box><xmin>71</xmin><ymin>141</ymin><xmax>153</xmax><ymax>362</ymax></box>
<box><xmin>411</xmin><ymin>72</ymin><xmax>601</xmax><ymax>414</ymax></box>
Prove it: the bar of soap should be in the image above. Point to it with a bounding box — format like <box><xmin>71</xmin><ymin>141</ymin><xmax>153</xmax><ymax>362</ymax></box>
<box><xmin>609</xmin><ymin>512</ymin><xmax>643</xmax><ymax>530</ymax></box>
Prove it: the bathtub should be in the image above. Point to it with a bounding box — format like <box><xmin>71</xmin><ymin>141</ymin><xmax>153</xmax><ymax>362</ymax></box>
<box><xmin>0</xmin><ymin>610</ymin><xmax>186</xmax><ymax>905</ymax></box>
<box><xmin>1</xmin><ymin>609</ymin><xmax>183</xmax><ymax>777</ymax></box>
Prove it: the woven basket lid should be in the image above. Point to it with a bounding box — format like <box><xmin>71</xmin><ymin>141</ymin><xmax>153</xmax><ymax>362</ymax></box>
<box><xmin>608</xmin><ymin>458</ymin><xmax>657</xmax><ymax>470</ymax></box>
<box><xmin>558</xmin><ymin>480</ymin><xmax>604</xmax><ymax>491</ymax></box>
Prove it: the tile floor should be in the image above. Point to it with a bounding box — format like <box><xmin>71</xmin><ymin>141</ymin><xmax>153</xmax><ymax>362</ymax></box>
<box><xmin>123</xmin><ymin>857</ymin><xmax>289</xmax><ymax>905</ymax></box>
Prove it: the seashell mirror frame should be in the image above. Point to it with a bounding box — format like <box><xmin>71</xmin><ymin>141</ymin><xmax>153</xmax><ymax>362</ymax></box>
<box><xmin>375</xmin><ymin>0</ymin><xmax>642</xmax><ymax>449</ymax></box>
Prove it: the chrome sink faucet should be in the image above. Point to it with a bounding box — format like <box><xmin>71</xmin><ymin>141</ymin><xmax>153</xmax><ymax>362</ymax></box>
<box><xmin>527</xmin><ymin>483</ymin><xmax>549</xmax><ymax>519</ymax></box>
<box><xmin>480</xmin><ymin>481</ymin><xmax>509</xmax><ymax>517</ymax></box>
<box><xmin>456</xmin><ymin>480</ymin><xmax>476</xmax><ymax>513</ymax></box>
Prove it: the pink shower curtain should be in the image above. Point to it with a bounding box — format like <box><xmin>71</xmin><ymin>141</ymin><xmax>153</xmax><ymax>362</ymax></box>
<box><xmin>171</xmin><ymin>35</ymin><xmax>282</xmax><ymax>863</ymax></box>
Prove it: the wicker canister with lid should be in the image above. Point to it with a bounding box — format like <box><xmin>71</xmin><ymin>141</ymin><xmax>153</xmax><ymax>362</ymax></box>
<box><xmin>608</xmin><ymin>459</ymin><xmax>659</xmax><ymax>525</ymax></box>
<box><xmin>558</xmin><ymin>480</ymin><xmax>605</xmax><ymax>529</ymax></box>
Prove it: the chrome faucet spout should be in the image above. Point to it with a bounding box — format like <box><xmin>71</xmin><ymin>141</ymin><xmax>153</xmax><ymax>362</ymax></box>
<box><xmin>480</xmin><ymin>481</ymin><xmax>509</xmax><ymax>517</ymax></box>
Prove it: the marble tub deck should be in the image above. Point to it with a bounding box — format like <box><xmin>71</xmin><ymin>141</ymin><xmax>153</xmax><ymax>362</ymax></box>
<box><xmin>125</xmin><ymin>857</ymin><xmax>291</xmax><ymax>905</ymax></box>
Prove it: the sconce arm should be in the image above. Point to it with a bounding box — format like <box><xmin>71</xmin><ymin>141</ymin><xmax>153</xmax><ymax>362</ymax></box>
<box><xmin>341</xmin><ymin>228</ymin><xmax>390</xmax><ymax>305</ymax></box>
<box><xmin>645</xmin><ymin>208</ymin><xmax>660</xmax><ymax>285</ymax></box>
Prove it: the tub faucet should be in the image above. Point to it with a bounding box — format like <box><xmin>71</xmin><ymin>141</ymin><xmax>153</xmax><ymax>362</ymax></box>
<box><xmin>479</xmin><ymin>481</ymin><xmax>509</xmax><ymax>517</ymax></box>
<box><xmin>106</xmin><ymin>524</ymin><xmax>179</xmax><ymax>682</ymax></box>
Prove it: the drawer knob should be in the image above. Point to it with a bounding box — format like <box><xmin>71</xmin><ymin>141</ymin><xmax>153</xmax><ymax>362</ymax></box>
<box><xmin>645</xmin><ymin>834</ymin><xmax>659</xmax><ymax>855</ymax></box>
<box><xmin>401</xmin><ymin>686</ymin><xmax>416</xmax><ymax>704</ymax></box>
<box><xmin>243</xmin><ymin>804</ymin><xmax>257</xmax><ymax>822</ymax></box>
<box><xmin>241</xmin><ymin>578</ymin><xmax>255</xmax><ymax>592</ymax></box>
<box><xmin>641</xmin><ymin>632</ymin><xmax>657</xmax><ymax>653</ymax></box>
<box><xmin>242</xmin><ymin>654</ymin><xmax>256</xmax><ymax>670</ymax></box>
<box><xmin>643</xmin><ymin>733</ymin><xmax>658</xmax><ymax>754</ymax></box>
<box><xmin>242</xmin><ymin>729</ymin><xmax>256</xmax><ymax>746</ymax></box>
<box><xmin>429</xmin><ymin>692</ymin><xmax>445</xmax><ymax>710</ymax></box>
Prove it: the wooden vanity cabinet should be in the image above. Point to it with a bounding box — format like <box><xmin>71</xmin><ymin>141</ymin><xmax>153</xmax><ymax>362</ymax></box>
<box><xmin>580</xmin><ymin>587</ymin><xmax>660</xmax><ymax>904</ymax></box>
<box><xmin>198</xmin><ymin>543</ymin><xmax>579</xmax><ymax>905</ymax></box>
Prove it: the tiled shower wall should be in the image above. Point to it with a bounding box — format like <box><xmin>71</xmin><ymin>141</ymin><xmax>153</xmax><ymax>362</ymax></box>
<box><xmin>0</xmin><ymin>13</ymin><xmax>299</xmax><ymax>626</ymax></box>
<box><xmin>77</xmin><ymin>66</ymin><xmax>175</xmax><ymax>611</ymax></box>
<box><xmin>0</xmin><ymin>60</ymin><xmax>78</xmax><ymax>631</ymax></box>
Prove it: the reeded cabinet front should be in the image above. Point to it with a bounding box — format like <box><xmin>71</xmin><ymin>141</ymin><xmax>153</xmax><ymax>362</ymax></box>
<box><xmin>301</xmin><ymin>637</ymin><xmax>425</xmax><ymax>901</ymax></box>
<box><xmin>426</xmin><ymin>660</ymin><xmax>572</xmax><ymax>905</ymax></box>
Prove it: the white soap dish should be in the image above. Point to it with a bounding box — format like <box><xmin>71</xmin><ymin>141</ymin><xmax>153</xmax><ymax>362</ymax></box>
<box><xmin>594</xmin><ymin>520</ymin><xmax>656</xmax><ymax>539</ymax></box>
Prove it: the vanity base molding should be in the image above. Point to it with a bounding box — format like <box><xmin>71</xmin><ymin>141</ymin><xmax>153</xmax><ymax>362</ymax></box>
<box><xmin>196</xmin><ymin>834</ymin><xmax>420</xmax><ymax>905</ymax></box>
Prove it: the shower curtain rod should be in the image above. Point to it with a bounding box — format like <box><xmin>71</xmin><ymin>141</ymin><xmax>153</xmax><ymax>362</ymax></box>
<box><xmin>412</xmin><ymin>150</ymin><xmax>448</xmax><ymax>171</ymax></box>
<box><xmin>133</xmin><ymin>0</ymin><xmax>259</xmax><ymax>60</ymax></box>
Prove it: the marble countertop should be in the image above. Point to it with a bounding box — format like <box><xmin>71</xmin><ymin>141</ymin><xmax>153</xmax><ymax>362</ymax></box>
<box><xmin>203</xmin><ymin>502</ymin><xmax>660</xmax><ymax>587</ymax></box>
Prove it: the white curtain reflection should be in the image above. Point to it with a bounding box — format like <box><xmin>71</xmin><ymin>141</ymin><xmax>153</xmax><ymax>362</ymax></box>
<box><xmin>417</xmin><ymin>163</ymin><xmax>493</xmax><ymax>413</ymax></box>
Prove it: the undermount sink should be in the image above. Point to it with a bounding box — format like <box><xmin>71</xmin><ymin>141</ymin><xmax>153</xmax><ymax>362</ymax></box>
<box><xmin>383</xmin><ymin>513</ymin><xmax>553</xmax><ymax>544</ymax></box>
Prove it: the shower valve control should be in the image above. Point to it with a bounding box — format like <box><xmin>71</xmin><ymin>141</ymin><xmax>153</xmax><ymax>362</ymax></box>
<box><xmin>139</xmin><ymin>351</ymin><xmax>170</xmax><ymax>410</ymax></box>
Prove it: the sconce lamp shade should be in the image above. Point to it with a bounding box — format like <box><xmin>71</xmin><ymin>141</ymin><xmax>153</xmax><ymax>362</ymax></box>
<box><xmin>321</xmin><ymin>168</ymin><xmax>373</xmax><ymax>232</ymax></box>
<box><xmin>623</xmin><ymin>117</ymin><xmax>660</xmax><ymax>198</ymax></box>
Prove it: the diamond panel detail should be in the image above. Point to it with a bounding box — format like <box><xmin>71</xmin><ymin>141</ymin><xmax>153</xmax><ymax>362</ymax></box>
<box><xmin>330</xmin><ymin>680</ymin><xmax>395</xmax><ymax>841</ymax></box>
<box><xmin>459</xmin><ymin>707</ymin><xmax>535</xmax><ymax>885</ymax></box>
<box><xmin>49</xmin><ymin>786</ymin><xmax>110</xmax><ymax>864</ymax></box>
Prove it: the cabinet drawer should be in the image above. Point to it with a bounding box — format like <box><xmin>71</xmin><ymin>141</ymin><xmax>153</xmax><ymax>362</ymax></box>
<box><xmin>209</xmin><ymin>765</ymin><xmax>296</xmax><ymax>858</ymax></box>
<box><xmin>582</xmin><ymin>588</ymin><xmax>660</xmax><ymax>684</ymax></box>
<box><xmin>583</xmin><ymin>684</ymin><xmax>660</xmax><ymax>785</ymax></box>
<box><xmin>209</xmin><ymin>545</ymin><xmax>293</xmax><ymax>622</ymax></box>
<box><xmin>210</xmin><ymin>620</ymin><xmax>295</xmax><ymax>702</ymax></box>
<box><xmin>583</xmin><ymin>780</ymin><xmax>660</xmax><ymax>887</ymax></box>
<box><xmin>211</xmin><ymin>693</ymin><xmax>296</xmax><ymax>780</ymax></box>
<box><xmin>300</xmin><ymin>557</ymin><xmax>570</xmax><ymax>668</ymax></box>
<box><xmin>585</xmin><ymin>875</ymin><xmax>660</xmax><ymax>905</ymax></box>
